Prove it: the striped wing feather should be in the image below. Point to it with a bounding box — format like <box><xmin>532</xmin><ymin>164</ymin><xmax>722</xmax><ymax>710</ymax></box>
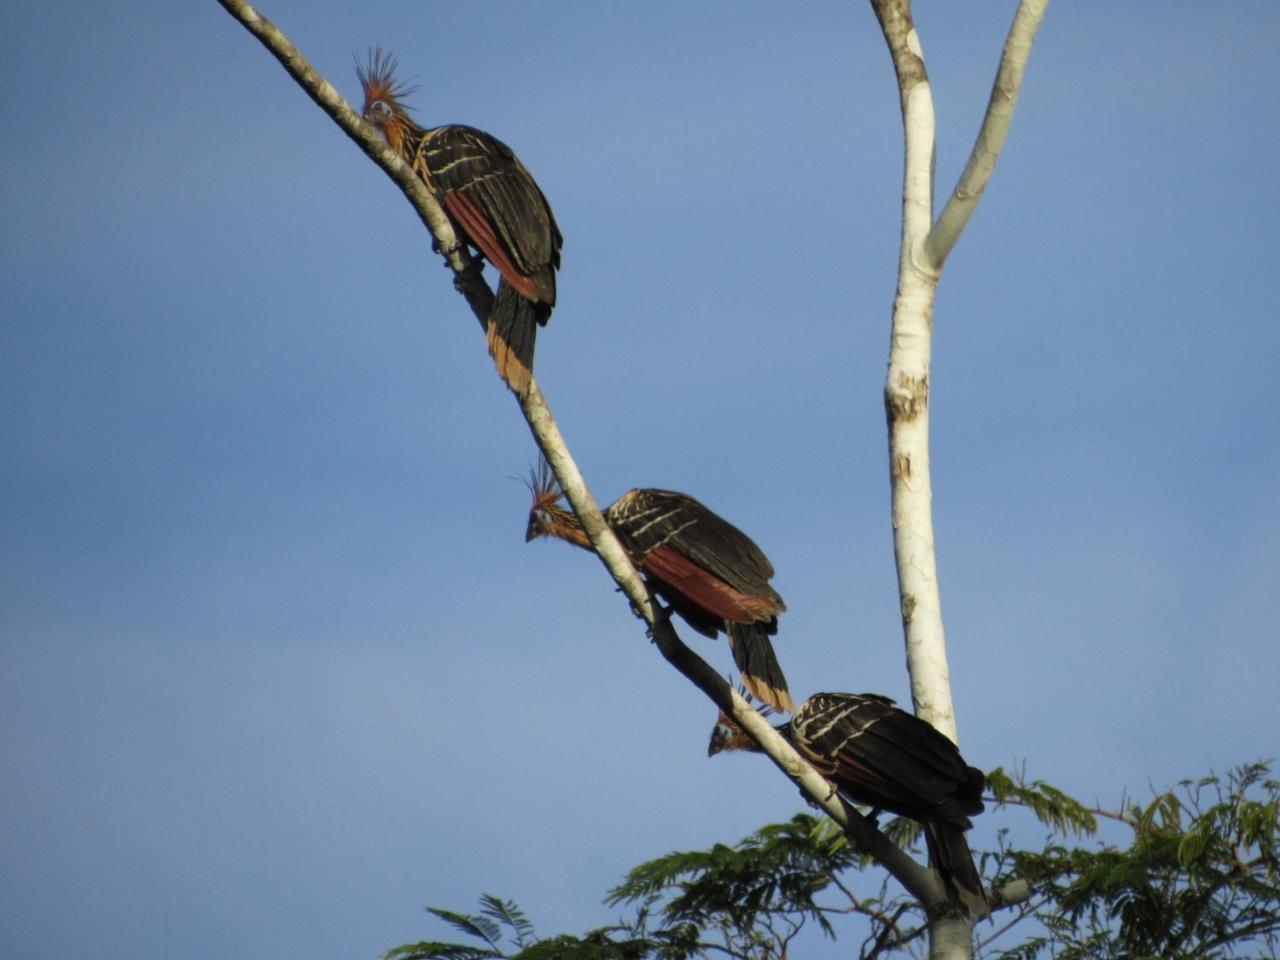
<box><xmin>606</xmin><ymin>489</ymin><xmax>783</xmax><ymax>614</ymax></box>
<box><xmin>420</xmin><ymin>125</ymin><xmax>560</xmax><ymax>305</ymax></box>
<box><xmin>790</xmin><ymin>693</ymin><xmax>983</xmax><ymax>827</ymax></box>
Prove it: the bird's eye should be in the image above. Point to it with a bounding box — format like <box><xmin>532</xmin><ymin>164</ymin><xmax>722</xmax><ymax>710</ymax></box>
<box><xmin>370</xmin><ymin>101</ymin><xmax>392</xmax><ymax>119</ymax></box>
<box><xmin>535</xmin><ymin>509</ymin><xmax>552</xmax><ymax>526</ymax></box>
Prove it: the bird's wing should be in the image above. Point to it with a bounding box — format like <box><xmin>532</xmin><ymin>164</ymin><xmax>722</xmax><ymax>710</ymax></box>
<box><xmin>642</xmin><ymin>544</ymin><xmax>775</xmax><ymax>626</ymax></box>
<box><xmin>792</xmin><ymin>693</ymin><xmax>980</xmax><ymax>825</ymax></box>
<box><xmin>606</xmin><ymin>489</ymin><xmax>783</xmax><ymax>611</ymax></box>
<box><xmin>419</xmin><ymin>125</ymin><xmax>560</xmax><ymax>303</ymax></box>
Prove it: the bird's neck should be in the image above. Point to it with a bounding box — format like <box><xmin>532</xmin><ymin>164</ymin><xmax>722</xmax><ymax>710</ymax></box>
<box><xmin>717</xmin><ymin>719</ymin><xmax>789</xmax><ymax>754</ymax></box>
<box><xmin>384</xmin><ymin>112</ymin><xmax>425</xmax><ymax>158</ymax></box>
<box><xmin>723</xmin><ymin>726</ymin><xmax>762</xmax><ymax>753</ymax></box>
<box><xmin>547</xmin><ymin>507</ymin><xmax>593</xmax><ymax>550</ymax></box>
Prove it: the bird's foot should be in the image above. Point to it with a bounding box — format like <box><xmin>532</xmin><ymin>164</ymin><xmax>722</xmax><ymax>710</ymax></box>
<box><xmin>433</xmin><ymin>237</ymin><xmax>473</xmax><ymax>263</ymax></box>
<box><xmin>642</xmin><ymin>603</ymin><xmax>673</xmax><ymax>641</ymax></box>
<box><xmin>797</xmin><ymin>784</ymin><xmax>833</xmax><ymax>810</ymax></box>
<box><xmin>451</xmin><ymin>256</ymin><xmax>486</xmax><ymax>295</ymax></box>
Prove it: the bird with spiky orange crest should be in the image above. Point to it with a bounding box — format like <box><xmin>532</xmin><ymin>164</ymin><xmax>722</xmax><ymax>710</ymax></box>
<box><xmin>709</xmin><ymin>691</ymin><xmax>988</xmax><ymax>918</ymax></box>
<box><xmin>357</xmin><ymin>49</ymin><xmax>562</xmax><ymax>396</ymax></box>
<box><xmin>523</xmin><ymin>459</ymin><xmax>795</xmax><ymax>713</ymax></box>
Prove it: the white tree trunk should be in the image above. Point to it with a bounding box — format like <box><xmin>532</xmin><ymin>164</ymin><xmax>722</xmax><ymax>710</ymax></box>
<box><xmin>874</xmin><ymin>0</ymin><xmax>956</xmax><ymax>741</ymax></box>
<box><xmin>875</xmin><ymin>0</ymin><xmax>1048</xmax><ymax>744</ymax></box>
<box><xmin>872</xmin><ymin>0</ymin><xmax>1049</xmax><ymax>955</ymax></box>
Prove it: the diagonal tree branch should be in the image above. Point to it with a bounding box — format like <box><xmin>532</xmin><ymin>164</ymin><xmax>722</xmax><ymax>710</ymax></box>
<box><xmin>211</xmin><ymin>0</ymin><xmax>494</xmax><ymax>322</ymax></box>
<box><xmin>925</xmin><ymin>0</ymin><xmax>1050</xmax><ymax>267</ymax></box>
<box><xmin>213</xmin><ymin>0</ymin><xmax>655</xmax><ymax>639</ymax></box>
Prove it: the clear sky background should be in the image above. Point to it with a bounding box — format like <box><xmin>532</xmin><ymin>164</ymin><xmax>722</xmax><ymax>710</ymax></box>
<box><xmin>3</xmin><ymin>2</ymin><xmax>1278</xmax><ymax>958</ymax></box>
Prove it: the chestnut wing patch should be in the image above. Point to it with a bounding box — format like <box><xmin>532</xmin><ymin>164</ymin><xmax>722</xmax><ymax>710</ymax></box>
<box><xmin>643</xmin><ymin>543</ymin><xmax>775</xmax><ymax>625</ymax></box>
<box><xmin>442</xmin><ymin>191</ymin><xmax>543</xmax><ymax>300</ymax></box>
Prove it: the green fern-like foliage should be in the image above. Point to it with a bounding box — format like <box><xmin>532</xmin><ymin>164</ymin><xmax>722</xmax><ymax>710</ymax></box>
<box><xmin>995</xmin><ymin>762</ymin><xmax>1280</xmax><ymax>960</ymax></box>
<box><xmin>986</xmin><ymin>765</ymin><xmax>1099</xmax><ymax>837</ymax></box>
<box><xmin>476</xmin><ymin>896</ymin><xmax>535</xmax><ymax>952</ymax></box>
<box><xmin>384</xmin><ymin>942</ymin><xmax>501</xmax><ymax>960</ymax></box>
<box><xmin>384</xmin><ymin>763</ymin><xmax>1280</xmax><ymax>960</ymax></box>
<box><xmin>608</xmin><ymin>813</ymin><xmax>863</xmax><ymax>942</ymax></box>
<box><xmin>383</xmin><ymin>895</ymin><xmax>537</xmax><ymax>960</ymax></box>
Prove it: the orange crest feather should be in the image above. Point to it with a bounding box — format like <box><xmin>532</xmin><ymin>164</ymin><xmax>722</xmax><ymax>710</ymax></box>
<box><xmin>355</xmin><ymin>47</ymin><xmax>417</xmax><ymax>116</ymax></box>
<box><xmin>524</xmin><ymin>456</ymin><xmax>564</xmax><ymax>516</ymax></box>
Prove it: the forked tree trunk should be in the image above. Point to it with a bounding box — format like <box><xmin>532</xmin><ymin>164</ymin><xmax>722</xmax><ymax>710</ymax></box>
<box><xmin>871</xmin><ymin>1</ymin><xmax>1049</xmax><ymax>955</ymax></box>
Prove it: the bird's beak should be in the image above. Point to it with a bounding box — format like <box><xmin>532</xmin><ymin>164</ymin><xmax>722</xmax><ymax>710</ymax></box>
<box><xmin>524</xmin><ymin>521</ymin><xmax>538</xmax><ymax>543</ymax></box>
<box><xmin>707</xmin><ymin>725</ymin><xmax>727</xmax><ymax>757</ymax></box>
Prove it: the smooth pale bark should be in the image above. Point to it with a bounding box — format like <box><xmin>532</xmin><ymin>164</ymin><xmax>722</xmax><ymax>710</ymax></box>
<box><xmin>927</xmin><ymin>0</ymin><xmax>1050</xmax><ymax>267</ymax></box>
<box><xmin>873</xmin><ymin>0</ymin><xmax>957</xmax><ymax>745</ymax></box>
<box><xmin>871</xmin><ymin>0</ymin><xmax>1049</xmax><ymax>955</ymax></box>
<box><xmin>872</xmin><ymin>0</ymin><xmax>1047</xmax><ymax>742</ymax></box>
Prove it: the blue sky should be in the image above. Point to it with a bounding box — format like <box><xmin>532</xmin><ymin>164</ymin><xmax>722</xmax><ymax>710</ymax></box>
<box><xmin>3</xmin><ymin>2</ymin><xmax>1278</xmax><ymax>957</ymax></box>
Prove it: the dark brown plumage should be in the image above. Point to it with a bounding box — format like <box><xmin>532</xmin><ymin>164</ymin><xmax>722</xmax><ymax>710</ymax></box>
<box><xmin>524</xmin><ymin>460</ymin><xmax>794</xmax><ymax>713</ymax></box>
<box><xmin>709</xmin><ymin>692</ymin><xmax>987</xmax><ymax>917</ymax></box>
<box><xmin>358</xmin><ymin>49</ymin><xmax>562</xmax><ymax>395</ymax></box>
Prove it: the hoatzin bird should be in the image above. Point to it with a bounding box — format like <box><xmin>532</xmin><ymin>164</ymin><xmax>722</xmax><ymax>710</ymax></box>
<box><xmin>709</xmin><ymin>692</ymin><xmax>988</xmax><ymax>917</ymax></box>
<box><xmin>524</xmin><ymin>460</ymin><xmax>794</xmax><ymax>713</ymax></box>
<box><xmin>358</xmin><ymin>49</ymin><xmax>562</xmax><ymax>396</ymax></box>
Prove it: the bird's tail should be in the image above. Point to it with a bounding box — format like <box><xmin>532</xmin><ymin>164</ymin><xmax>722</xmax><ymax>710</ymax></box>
<box><xmin>923</xmin><ymin>819</ymin><xmax>988</xmax><ymax>918</ymax></box>
<box><xmin>487</xmin><ymin>279</ymin><xmax>547</xmax><ymax>396</ymax></box>
<box><xmin>727</xmin><ymin>622</ymin><xmax>795</xmax><ymax>714</ymax></box>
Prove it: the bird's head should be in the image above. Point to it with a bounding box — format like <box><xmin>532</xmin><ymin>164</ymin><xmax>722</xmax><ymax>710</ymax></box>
<box><xmin>707</xmin><ymin>713</ymin><xmax>740</xmax><ymax>757</ymax></box>
<box><xmin>355</xmin><ymin>48</ymin><xmax>417</xmax><ymax>146</ymax></box>
<box><xmin>522</xmin><ymin>457</ymin><xmax>580</xmax><ymax>544</ymax></box>
<box><xmin>707</xmin><ymin>689</ymin><xmax>774</xmax><ymax>757</ymax></box>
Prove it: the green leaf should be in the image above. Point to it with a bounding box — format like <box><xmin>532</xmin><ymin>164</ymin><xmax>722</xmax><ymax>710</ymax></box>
<box><xmin>987</xmin><ymin>765</ymin><xmax>1098</xmax><ymax>836</ymax></box>
<box><xmin>382</xmin><ymin>942</ymin><xmax>500</xmax><ymax>960</ymax></box>
<box><xmin>478</xmin><ymin>894</ymin><xmax>536</xmax><ymax>949</ymax></box>
<box><xmin>425</xmin><ymin>908</ymin><xmax>503</xmax><ymax>950</ymax></box>
<box><xmin>1176</xmin><ymin>821</ymin><xmax>1211</xmax><ymax>868</ymax></box>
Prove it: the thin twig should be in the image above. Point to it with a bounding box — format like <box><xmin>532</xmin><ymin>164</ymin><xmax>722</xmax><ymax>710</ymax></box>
<box><xmin>974</xmin><ymin>895</ymin><xmax>1043</xmax><ymax>950</ymax></box>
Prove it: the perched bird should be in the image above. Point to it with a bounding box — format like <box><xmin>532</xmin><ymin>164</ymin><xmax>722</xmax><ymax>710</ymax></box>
<box><xmin>709</xmin><ymin>691</ymin><xmax>987</xmax><ymax>917</ymax></box>
<box><xmin>524</xmin><ymin>460</ymin><xmax>794</xmax><ymax>713</ymax></box>
<box><xmin>357</xmin><ymin>49</ymin><xmax>562</xmax><ymax>395</ymax></box>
